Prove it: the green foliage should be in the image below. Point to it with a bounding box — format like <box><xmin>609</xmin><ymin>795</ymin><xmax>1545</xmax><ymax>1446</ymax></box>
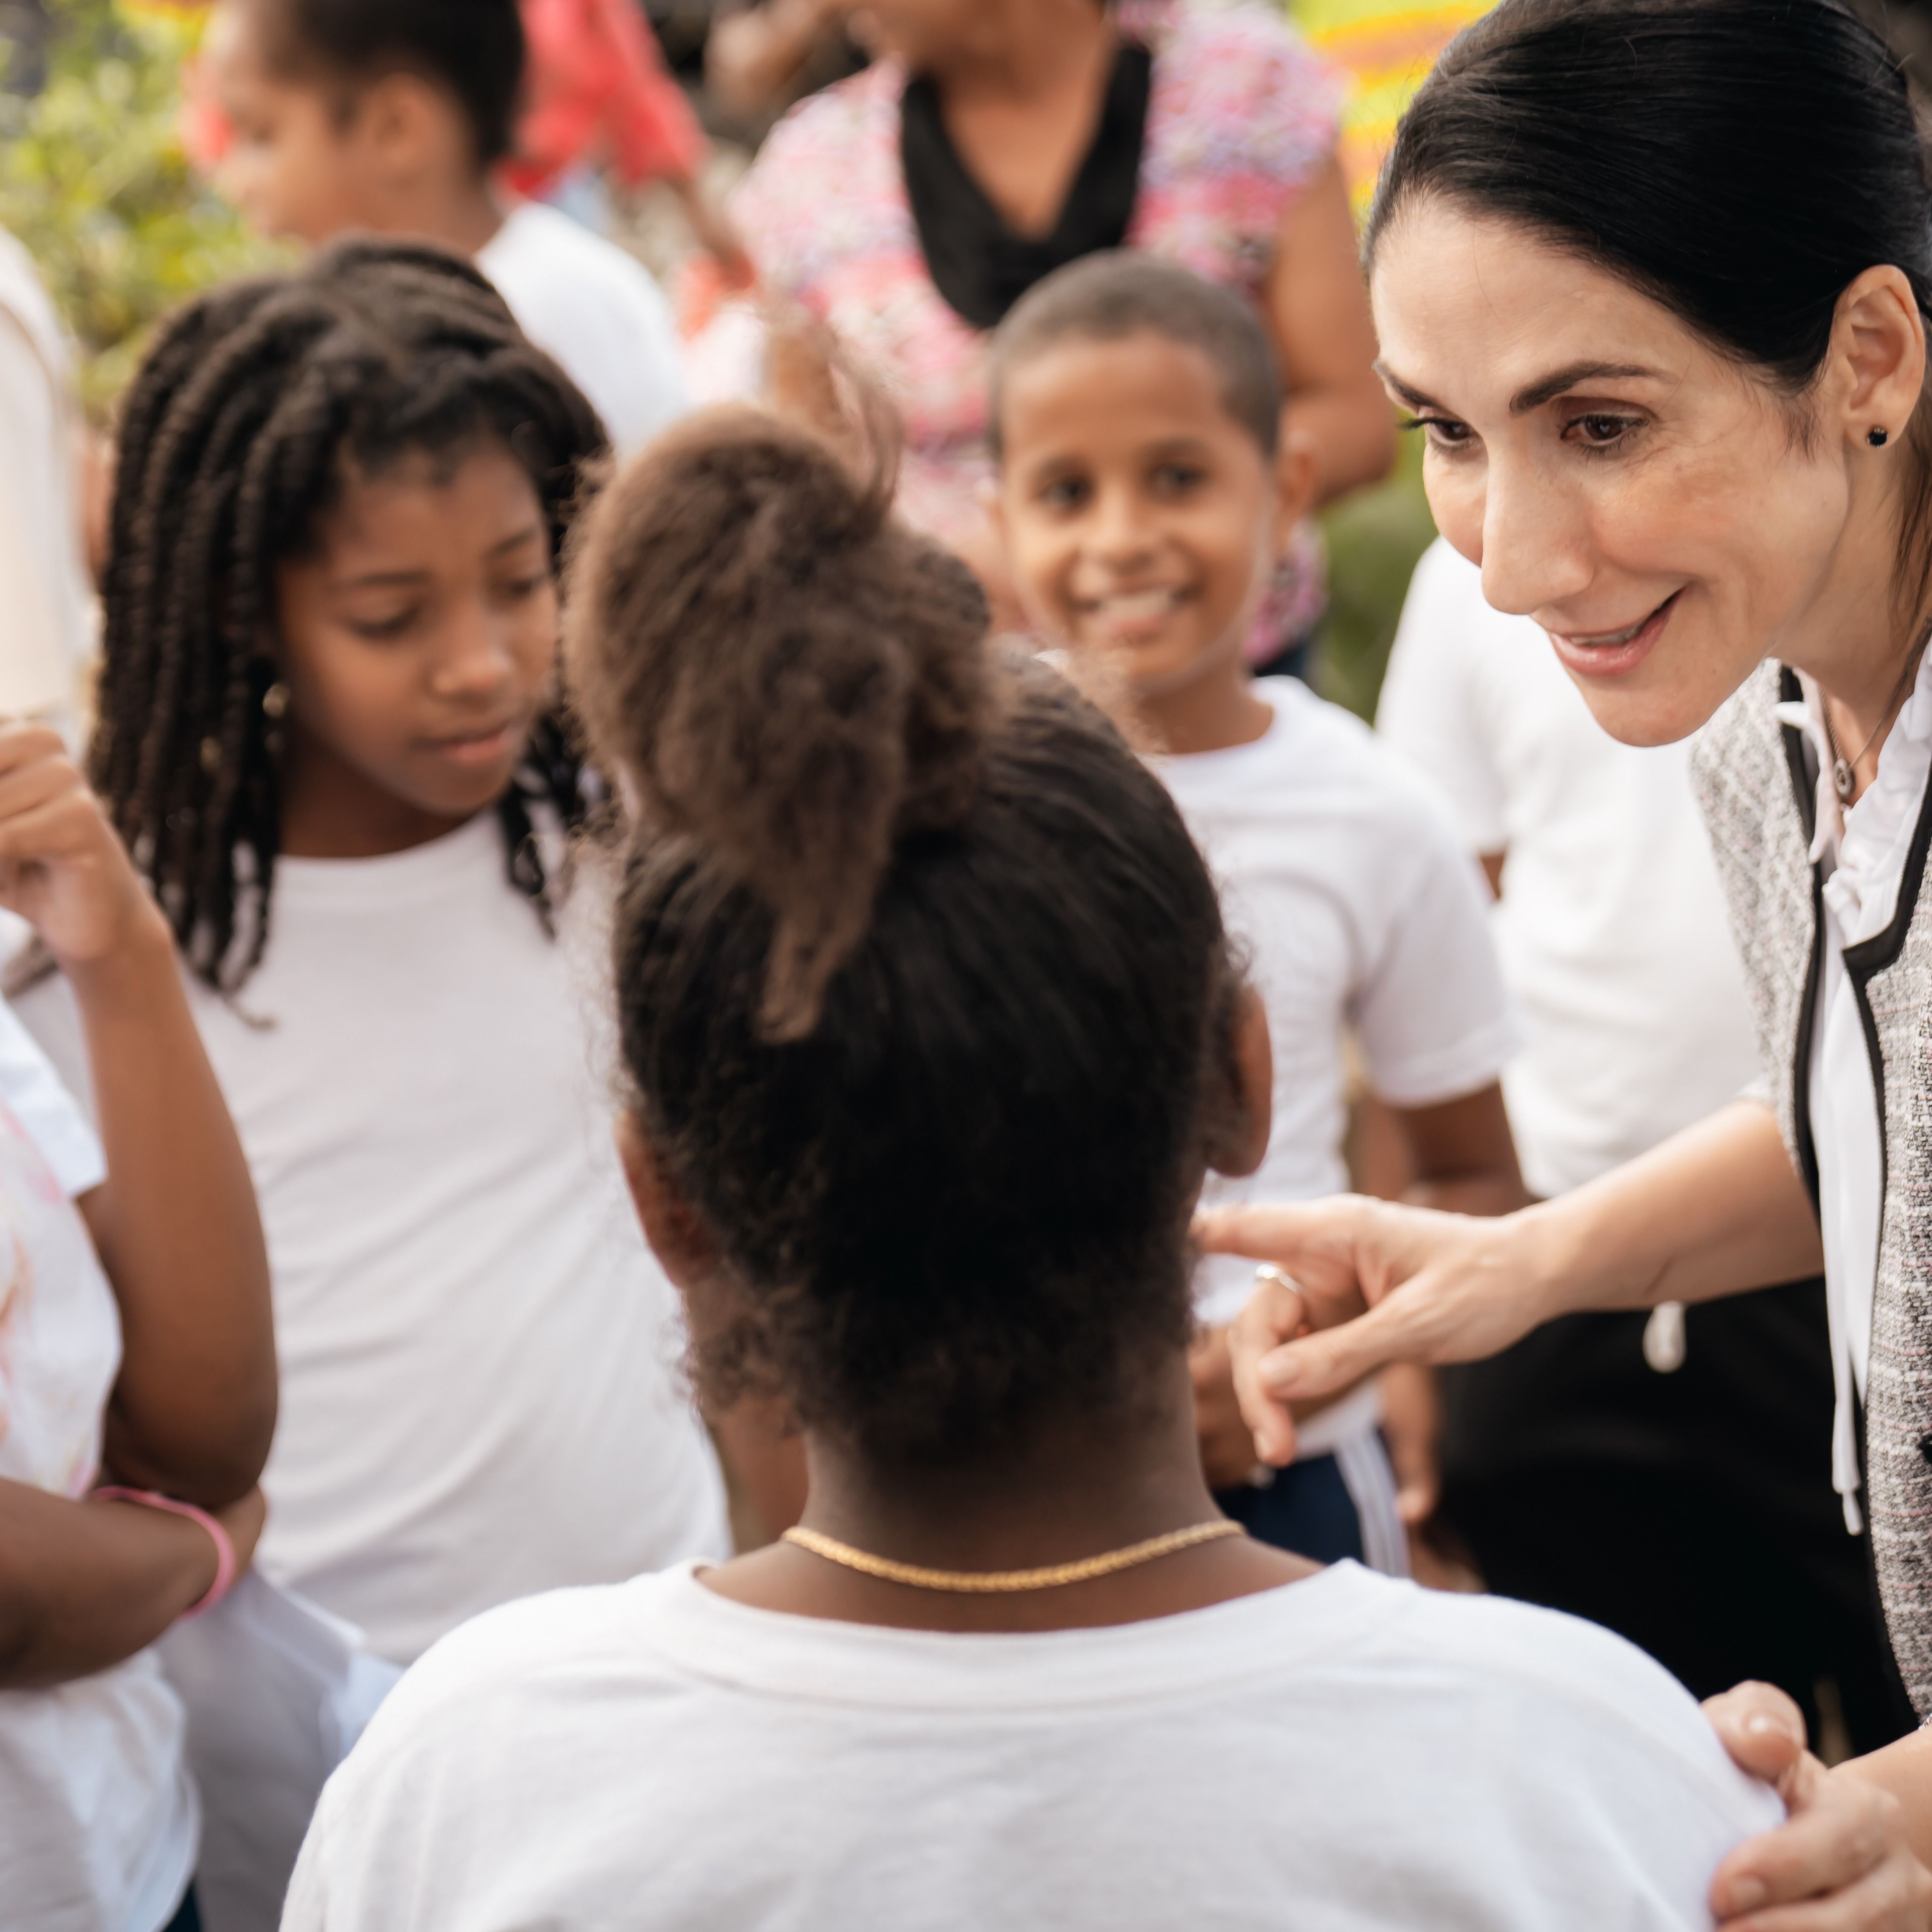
<box><xmin>0</xmin><ymin>0</ymin><xmax>283</xmax><ymax>415</ymax></box>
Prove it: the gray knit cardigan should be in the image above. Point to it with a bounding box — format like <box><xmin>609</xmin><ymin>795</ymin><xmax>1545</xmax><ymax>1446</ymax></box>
<box><xmin>1693</xmin><ymin>659</ymin><xmax>1932</xmax><ymax>1717</ymax></box>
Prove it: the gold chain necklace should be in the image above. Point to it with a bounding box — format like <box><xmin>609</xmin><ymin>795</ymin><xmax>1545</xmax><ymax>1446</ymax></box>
<box><xmin>781</xmin><ymin>1520</ymin><xmax>1246</xmax><ymax>1593</ymax></box>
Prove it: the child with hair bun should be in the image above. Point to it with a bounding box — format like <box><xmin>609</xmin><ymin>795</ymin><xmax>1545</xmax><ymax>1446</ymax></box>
<box><xmin>989</xmin><ymin>251</ymin><xmax>1523</xmax><ymax>1571</ymax></box>
<box><xmin>15</xmin><ymin>238</ymin><xmax>727</xmax><ymax>1669</ymax></box>
<box><xmin>285</xmin><ymin>406</ymin><xmax>1787</xmax><ymax>1932</ymax></box>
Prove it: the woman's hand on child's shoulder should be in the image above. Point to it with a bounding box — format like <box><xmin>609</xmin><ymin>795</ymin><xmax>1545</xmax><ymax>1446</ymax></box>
<box><xmin>1704</xmin><ymin>1680</ymin><xmax>1932</xmax><ymax>1928</ymax></box>
<box><xmin>0</xmin><ymin>724</ymin><xmax>168</xmax><ymax>974</ymax></box>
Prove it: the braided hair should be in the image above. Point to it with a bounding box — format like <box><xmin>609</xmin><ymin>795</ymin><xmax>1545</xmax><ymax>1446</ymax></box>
<box><xmin>96</xmin><ymin>236</ymin><xmax>609</xmax><ymax>991</ymax></box>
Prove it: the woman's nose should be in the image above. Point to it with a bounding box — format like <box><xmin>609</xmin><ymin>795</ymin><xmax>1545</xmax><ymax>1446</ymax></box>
<box><xmin>1476</xmin><ymin>458</ymin><xmax>1595</xmax><ymax>620</ymax></box>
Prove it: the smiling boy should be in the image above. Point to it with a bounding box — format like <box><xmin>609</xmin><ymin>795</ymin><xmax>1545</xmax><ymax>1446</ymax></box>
<box><xmin>991</xmin><ymin>253</ymin><xmax>1524</xmax><ymax>1567</ymax></box>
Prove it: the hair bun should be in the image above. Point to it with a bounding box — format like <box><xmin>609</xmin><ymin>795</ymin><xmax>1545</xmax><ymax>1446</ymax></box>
<box><xmin>565</xmin><ymin>407</ymin><xmax>993</xmax><ymax>1039</ymax></box>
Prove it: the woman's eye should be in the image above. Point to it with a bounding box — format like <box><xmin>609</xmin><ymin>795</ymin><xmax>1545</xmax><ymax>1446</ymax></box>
<box><xmin>1568</xmin><ymin>413</ymin><xmax>1642</xmax><ymax>448</ymax></box>
<box><xmin>1038</xmin><ymin>477</ymin><xmax>1089</xmax><ymax>511</ymax></box>
<box><xmin>499</xmin><ymin>574</ymin><xmax>549</xmax><ymax>603</ymax></box>
<box><xmin>1405</xmin><ymin>415</ymin><xmax>1475</xmax><ymax>454</ymax></box>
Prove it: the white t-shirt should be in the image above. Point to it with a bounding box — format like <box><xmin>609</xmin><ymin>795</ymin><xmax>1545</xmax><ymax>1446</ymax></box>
<box><xmin>1158</xmin><ymin>678</ymin><xmax>1516</xmax><ymax>1377</ymax></box>
<box><xmin>1378</xmin><ymin>542</ymin><xmax>1757</xmax><ymax>1202</ymax></box>
<box><xmin>0</xmin><ymin>226</ymin><xmax>95</xmax><ymax>725</ymax></box>
<box><xmin>0</xmin><ymin>1000</ymin><xmax>198</xmax><ymax>1932</ymax></box>
<box><xmin>476</xmin><ymin>200</ymin><xmax>689</xmax><ymax>458</ymax></box>
<box><xmin>19</xmin><ymin>815</ymin><xmax>728</xmax><ymax>1665</ymax></box>
<box><xmin>284</xmin><ymin>1558</ymin><xmax>1781</xmax><ymax>1931</ymax></box>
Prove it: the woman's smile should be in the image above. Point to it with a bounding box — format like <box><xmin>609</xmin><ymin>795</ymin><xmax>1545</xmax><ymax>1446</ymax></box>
<box><xmin>1546</xmin><ymin>590</ymin><xmax>1684</xmax><ymax>681</ymax></box>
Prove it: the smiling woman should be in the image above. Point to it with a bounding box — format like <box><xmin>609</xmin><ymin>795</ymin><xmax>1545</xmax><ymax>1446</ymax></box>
<box><xmin>1207</xmin><ymin>0</ymin><xmax>1932</xmax><ymax>1921</ymax></box>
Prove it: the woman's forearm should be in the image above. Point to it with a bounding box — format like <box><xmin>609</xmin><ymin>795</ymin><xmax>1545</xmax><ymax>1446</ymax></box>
<box><xmin>75</xmin><ymin>914</ymin><xmax>274</xmax><ymax>1507</ymax></box>
<box><xmin>708</xmin><ymin>0</ymin><xmax>841</xmax><ymax>118</ymax></box>
<box><xmin>1213</xmin><ymin>1097</ymin><xmax>1824</xmax><ymax>1453</ymax></box>
<box><xmin>1288</xmin><ymin>383</ymin><xmax>1399</xmax><ymax>505</ymax></box>
<box><xmin>1267</xmin><ymin>156</ymin><xmax>1397</xmax><ymax>505</ymax></box>
<box><xmin>1526</xmin><ymin>1099</ymin><xmax>1822</xmax><ymax>1317</ymax></box>
<box><xmin>0</xmin><ymin>1481</ymin><xmax>219</xmax><ymax>1687</ymax></box>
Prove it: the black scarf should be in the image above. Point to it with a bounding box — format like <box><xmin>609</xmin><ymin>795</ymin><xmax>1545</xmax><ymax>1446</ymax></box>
<box><xmin>900</xmin><ymin>38</ymin><xmax>1153</xmax><ymax>333</ymax></box>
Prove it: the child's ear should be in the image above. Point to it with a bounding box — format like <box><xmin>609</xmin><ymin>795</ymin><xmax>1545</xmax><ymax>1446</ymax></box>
<box><xmin>361</xmin><ymin>70</ymin><xmax>452</xmax><ymax>182</ymax></box>
<box><xmin>615</xmin><ymin>1112</ymin><xmax>719</xmax><ymax>1295</ymax></box>
<box><xmin>1206</xmin><ymin>986</ymin><xmax>1273</xmax><ymax>1181</ymax></box>
<box><xmin>1272</xmin><ymin>420</ymin><xmax>1319</xmax><ymax>549</ymax></box>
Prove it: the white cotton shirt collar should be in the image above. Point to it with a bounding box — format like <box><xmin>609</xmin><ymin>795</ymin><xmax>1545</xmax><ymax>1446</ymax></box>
<box><xmin>1774</xmin><ymin>652</ymin><xmax>1932</xmax><ymax>1531</ymax></box>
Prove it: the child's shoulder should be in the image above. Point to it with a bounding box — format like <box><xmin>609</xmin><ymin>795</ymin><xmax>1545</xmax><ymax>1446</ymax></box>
<box><xmin>1348</xmin><ymin>1570</ymin><xmax>1782</xmax><ymax>1831</ymax></box>
<box><xmin>343</xmin><ymin>1568</ymin><xmax>691</xmax><ymax>1772</ymax></box>
<box><xmin>1203</xmin><ymin>679</ymin><xmax>1453</xmax><ymax>822</ymax></box>
<box><xmin>485</xmin><ymin>202</ymin><xmax>666</xmax><ymax>313</ymax></box>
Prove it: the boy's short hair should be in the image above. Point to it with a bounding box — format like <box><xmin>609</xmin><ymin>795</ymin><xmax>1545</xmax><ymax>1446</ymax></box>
<box><xmin>989</xmin><ymin>252</ymin><xmax>1284</xmax><ymax>462</ymax></box>
<box><xmin>261</xmin><ymin>0</ymin><xmax>525</xmax><ymax>165</ymax></box>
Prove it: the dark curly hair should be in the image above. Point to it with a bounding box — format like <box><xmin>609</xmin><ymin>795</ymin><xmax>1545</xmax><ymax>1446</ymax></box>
<box><xmin>565</xmin><ymin>408</ymin><xmax>1245</xmax><ymax>1465</ymax></box>
<box><xmin>96</xmin><ymin>235</ymin><xmax>608</xmax><ymax>991</ymax></box>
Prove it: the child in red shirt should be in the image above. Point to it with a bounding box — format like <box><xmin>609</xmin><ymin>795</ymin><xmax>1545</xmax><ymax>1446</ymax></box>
<box><xmin>510</xmin><ymin>0</ymin><xmax>748</xmax><ymax>280</ymax></box>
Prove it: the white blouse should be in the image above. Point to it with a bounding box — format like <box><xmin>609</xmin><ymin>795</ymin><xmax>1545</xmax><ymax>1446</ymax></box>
<box><xmin>1776</xmin><ymin>650</ymin><xmax>1932</xmax><ymax>1532</ymax></box>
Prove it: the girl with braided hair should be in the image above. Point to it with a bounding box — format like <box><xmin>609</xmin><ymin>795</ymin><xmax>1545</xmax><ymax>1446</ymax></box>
<box><xmin>15</xmin><ymin>237</ymin><xmax>728</xmax><ymax>1669</ymax></box>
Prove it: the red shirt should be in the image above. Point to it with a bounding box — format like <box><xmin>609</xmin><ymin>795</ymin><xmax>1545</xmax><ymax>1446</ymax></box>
<box><xmin>508</xmin><ymin>0</ymin><xmax>705</xmax><ymax>197</ymax></box>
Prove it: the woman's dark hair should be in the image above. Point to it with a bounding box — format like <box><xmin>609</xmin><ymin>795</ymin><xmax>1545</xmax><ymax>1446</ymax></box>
<box><xmin>98</xmin><ymin>236</ymin><xmax>607</xmax><ymax>992</ymax></box>
<box><xmin>254</xmin><ymin>0</ymin><xmax>525</xmax><ymax>166</ymax></box>
<box><xmin>989</xmin><ymin>250</ymin><xmax>1283</xmax><ymax>461</ymax></box>
<box><xmin>566</xmin><ymin>409</ymin><xmax>1243</xmax><ymax>1464</ymax></box>
<box><xmin>1370</xmin><ymin>0</ymin><xmax>1932</xmax><ymax>614</ymax></box>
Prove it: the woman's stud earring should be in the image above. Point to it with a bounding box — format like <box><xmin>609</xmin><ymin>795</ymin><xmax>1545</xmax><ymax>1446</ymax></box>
<box><xmin>1870</xmin><ymin>427</ymin><xmax>1891</xmax><ymax>448</ymax></box>
<box><xmin>261</xmin><ymin>681</ymin><xmax>290</xmax><ymax>721</ymax></box>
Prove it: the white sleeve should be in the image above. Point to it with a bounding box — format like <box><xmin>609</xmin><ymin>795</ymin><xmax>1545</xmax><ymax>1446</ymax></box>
<box><xmin>1376</xmin><ymin>541</ymin><xmax>1508</xmax><ymax>856</ymax></box>
<box><xmin>1403</xmin><ymin>1589</ymin><xmax>1787</xmax><ymax>1922</ymax></box>
<box><xmin>0</xmin><ymin>988</ymin><xmax>103</xmax><ymax>1197</ymax></box>
<box><xmin>1350</xmin><ymin>782</ymin><xmax>1519</xmax><ymax>1108</ymax></box>
<box><xmin>0</xmin><ymin>317</ymin><xmax>89</xmax><ymax>716</ymax></box>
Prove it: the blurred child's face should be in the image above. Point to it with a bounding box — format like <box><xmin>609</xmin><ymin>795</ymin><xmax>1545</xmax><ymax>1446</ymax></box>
<box><xmin>995</xmin><ymin>333</ymin><xmax>1300</xmax><ymax>703</ymax></box>
<box><xmin>205</xmin><ymin>0</ymin><xmax>384</xmax><ymax>244</ymax></box>
<box><xmin>273</xmin><ymin>441</ymin><xmax>559</xmax><ymax>838</ymax></box>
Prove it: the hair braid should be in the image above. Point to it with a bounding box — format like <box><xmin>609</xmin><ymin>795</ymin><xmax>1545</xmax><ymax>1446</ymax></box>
<box><xmin>98</xmin><ymin>236</ymin><xmax>609</xmax><ymax>991</ymax></box>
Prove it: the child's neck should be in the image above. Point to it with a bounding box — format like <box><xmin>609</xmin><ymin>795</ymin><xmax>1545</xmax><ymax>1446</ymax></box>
<box><xmin>372</xmin><ymin>173</ymin><xmax>507</xmax><ymax>260</ymax></box>
<box><xmin>703</xmin><ymin>1361</ymin><xmax>1316</xmax><ymax>1633</ymax></box>
<box><xmin>1140</xmin><ymin>662</ymin><xmax>1274</xmax><ymax>758</ymax></box>
<box><xmin>279</xmin><ymin>735</ymin><xmax>483</xmax><ymax>861</ymax></box>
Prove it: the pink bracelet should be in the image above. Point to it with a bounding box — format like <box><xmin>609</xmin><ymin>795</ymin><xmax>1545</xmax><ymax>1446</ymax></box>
<box><xmin>92</xmin><ymin>1487</ymin><xmax>238</xmax><ymax>1619</ymax></box>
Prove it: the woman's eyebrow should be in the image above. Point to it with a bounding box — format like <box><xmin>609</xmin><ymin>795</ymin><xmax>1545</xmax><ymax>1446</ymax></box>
<box><xmin>1509</xmin><ymin>361</ymin><xmax>1662</xmax><ymax>413</ymax></box>
<box><xmin>1373</xmin><ymin>360</ymin><xmax>1663</xmax><ymax>417</ymax></box>
<box><xmin>1373</xmin><ymin>363</ymin><xmax>1438</xmax><ymax>412</ymax></box>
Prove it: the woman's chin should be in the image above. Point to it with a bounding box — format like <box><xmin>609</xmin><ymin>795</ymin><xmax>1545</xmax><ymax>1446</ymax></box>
<box><xmin>1566</xmin><ymin>654</ymin><xmax>1740</xmax><ymax>750</ymax></box>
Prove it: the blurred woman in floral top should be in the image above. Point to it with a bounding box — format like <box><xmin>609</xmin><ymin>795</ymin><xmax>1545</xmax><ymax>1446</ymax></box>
<box><xmin>718</xmin><ymin>0</ymin><xmax>1392</xmax><ymax>653</ymax></box>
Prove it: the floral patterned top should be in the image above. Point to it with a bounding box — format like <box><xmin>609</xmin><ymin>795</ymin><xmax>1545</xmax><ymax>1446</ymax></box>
<box><xmin>727</xmin><ymin>1</ymin><xmax>1345</xmax><ymax>651</ymax></box>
